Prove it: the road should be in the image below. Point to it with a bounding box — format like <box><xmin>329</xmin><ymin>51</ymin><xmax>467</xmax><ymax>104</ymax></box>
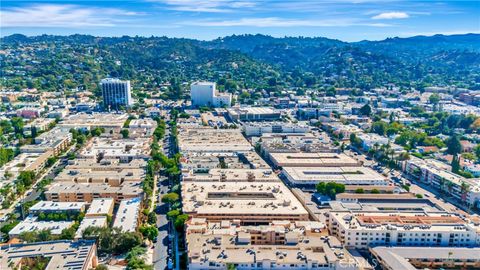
<box><xmin>153</xmin><ymin>120</ymin><xmax>174</xmax><ymax>270</ymax></box>
<box><xmin>153</xmin><ymin>177</ymin><xmax>170</xmax><ymax>270</ymax></box>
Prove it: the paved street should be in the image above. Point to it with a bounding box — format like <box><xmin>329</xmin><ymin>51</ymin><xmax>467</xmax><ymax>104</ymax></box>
<box><xmin>153</xmin><ymin>177</ymin><xmax>170</xmax><ymax>270</ymax></box>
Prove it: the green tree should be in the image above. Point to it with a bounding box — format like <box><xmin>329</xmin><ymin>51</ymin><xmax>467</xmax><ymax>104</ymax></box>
<box><xmin>120</xmin><ymin>129</ymin><xmax>129</xmax><ymax>139</ymax></box>
<box><xmin>161</xmin><ymin>192</ymin><xmax>180</xmax><ymax>204</ymax></box>
<box><xmin>359</xmin><ymin>104</ymin><xmax>372</xmax><ymax>116</ymax></box>
<box><xmin>446</xmin><ymin>136</ymin><xmax>462</xmax><ymax>155</ymax></box>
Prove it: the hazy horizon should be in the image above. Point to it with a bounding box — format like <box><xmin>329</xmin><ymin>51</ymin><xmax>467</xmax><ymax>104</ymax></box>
<box><xmin>1</xmin><ymin>0</ymin><xmax>479</xmax><ymax>42</ymax></box>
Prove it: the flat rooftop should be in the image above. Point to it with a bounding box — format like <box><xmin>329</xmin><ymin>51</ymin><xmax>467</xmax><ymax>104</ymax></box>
<box><xmin>331</xmin><ymin>211</ymin><xmax>478</xmax><ymax>233</ymax></box>
<box><xmin>56</xmin><ymin>159</ymin><xmax>146</xmax><ymax>183</ymax></box>
<box><xmin>182</xmin><ymin>182</ymin><xmax>308</xmax><ymax>219</ymax></box>
<box><xmin>0</xmin><ymin>240</ymin><xmax>96</xmax><ymax>270</ymax></box>
<box><xmin>113</xmin><ymin>197</ymin><xmax>141</xmax><ymax>232</ymax></box>
<box><xmin>269</xmin><ymin>152</ymin><xmax>359</xmax><ymax>167</ymax></box>
<box><xmin>9</xmin><ymin>216</ymin><xmax>74</xmax><ymax>236</ymax></box>
<box><xmin>282</xmin><ymin>166</ymin><xmax>387</xmax><ymax>184</ymax></box>
<box><xmin>86</xmin><ymin>198</ymin><xmax>114</xmax><ymax>216</ymax></box>
<box><xmin>182</xmin><ymin>169</ymin><xmax>280</xmax><ymax>182</ymax></box>
<box><xmin>75</xmin><ymin>216</ymin><xmax>108</xmax><ymax>239</ymax></box>
<box><xmin>29</xmin><ymin>201</ymin><xmax>86</xmax><ymax>212</ymax></box>
<box><xmin>45</xmin><ymin>182</ymin><xmax>143</xmax><ymax>196</ymax></box>
<box><xmin>59</xmin><ymin>113</ymin><xmax>128</xmax><ymax>129</ymax></box>
<box><xmin>178</xmin><ymin>127</ymin><xmax>253</xmax><ymax>153</ymax></box>
<box><xmin>371</xmin><ymin>246</ymin><xmax>480</xmax><ymax>270</ymax></box>
<box><xmin>78</xmin><ymin>137</ymin><xmax>150</xmax><ymax>158</ymax></box>
<box><xmin>186</xmin><ymin>220</ymin><xmax>357</xmax><ymax>267</ymax></box>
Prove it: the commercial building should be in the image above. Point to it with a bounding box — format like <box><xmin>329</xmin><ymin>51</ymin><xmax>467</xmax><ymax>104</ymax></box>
<box><xmin>282</xmin><ymin>167</ymin><xmax>388</xmax><ymax>188</ymax></box>
<box><xmin>29</xmin><ymin>201</ymin><xmax>86</xmax><ymax>215</ymax></box>
<box><xmin>100</xmin><ymin>78</ymin><xmax>133</xmax><ymax>110</ymax></box>
<box><xmin>182</xmin><ymin>169</ymin><xmax>279</xmax><ymax>182</ymax></box>
<box><xmin>0</xmin><ymin>240</ymin><xmax>98</xmax><ymax>270</ymax></box>
<box><xmin>327</xmin><ymin>212</ymin><xmax>480</xmax><ymax>249</ymax></box>
<box><xmin>9</xmin><ymin>216</ymin><xmax>74</xmax><ymax>238</ymax></box>
<box><xmin>370</xmin><ymin>246</ymin><xmax>480</xmax><ymax>270</ymax></box>
<box><xmin>113</xmin><ymin>197</ymin><xmax>142</xmax><ymax>232</ymax></box>
<box><xmin>45</xmin><ymin>182</ymin><xmax>143</xmax><ymax>203</ymax></box>
<box><xmin>85</xmin><ymin>198</ymin><xmax>115</xmax><ymax>217</ymax></box>
<box><xmin>182</xmin><ymin>182</ymin><xmax>309</xmax><ymax>223</ymax></box>
<box><xmin>190</xmin><ymin>82</ymin><xmax>232</xmax><ymax>108</ymax></box>
<box><xmin>242</xmin><ymin>122</ymin><xmax>309</xmax><ymax>136</ymax></box>
<box><xmin>227</xmin><ymin>107</ymin><xmax>281</xmax><ymax>122</ymax></box>
<box><xmin>186</xmin><ymin>219</ymin><xmax>365</xmax><ymax>270</ymax></box>
<box><xmin>269</xmin><ymin>152</ymin><xmax>358</xmax><ymax>168</ymax></box>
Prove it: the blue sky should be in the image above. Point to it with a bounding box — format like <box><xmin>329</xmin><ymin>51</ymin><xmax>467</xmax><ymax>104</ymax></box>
<box><xmin>1</xmin><ymin>0</ymin><xmax>479</xmax><ymax>41</ymax></box>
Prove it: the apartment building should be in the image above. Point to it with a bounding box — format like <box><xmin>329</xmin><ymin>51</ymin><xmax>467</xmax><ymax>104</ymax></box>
<box><xmin>45</xmin><ymin>182</ymin><xmax>143</xmax><ymax>203</ymax></box>
<box><xmin>78</xmin><ymin>137</ymin><xmax>150</xmax><ymax>162</ymax></box>
<box><xmin>186</xmin><ymin>219</ymin><xmax>366</xmax><ymax>270</ymax></box>
<box><xmin>58</xmin><ymin>113</ymin><xmax>128</xmax><ymax>132</ymax></box>
<box><xmin>370</xmin><ymin>246</ymin><xmax>480</xmax><ymax>270</ymax></box>
<box><xmin>21</xmin><ymin>127</ymin><xmax>72</xmax><ymax>155</ymax></box>
<box><xmin>113</xmin><ymin>197</ymin><xmax>142</xmax><ymax>232</ymax></box>
<box><xmin>327</xmin><ymin>211</ymin><xmax>480</xmax><ymax>249</ymax></box>
<box><xmin>55</xmin><ymin>159</ymin><xmax>146</xmax><ymax>186</ymax></box>
<box><xmin>403</xmin><ymin>157</ymin><xmax>480</xmax><ymax>206</ymax></box>
<box><xmin>0</xmin><ymin>240</ymin><xmax>98</xmax><ymax>270</ymax></box>
<box><xmin>182</xmin><ymin>182</ymin><xmax>309</xmax><ymax>223</ymax></box>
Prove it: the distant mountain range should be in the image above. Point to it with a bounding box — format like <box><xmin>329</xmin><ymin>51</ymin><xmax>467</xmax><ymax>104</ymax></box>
<box><xmin>2</xmin><ymin>33</ymin><xmax>480</xmax><ymax>91</ymax></box>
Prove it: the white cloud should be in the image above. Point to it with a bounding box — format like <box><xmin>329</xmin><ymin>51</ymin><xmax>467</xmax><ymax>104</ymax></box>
<box><xmin>149</xmin><ymin>0</ymin><xmax>256</xmax><ymax>13</ymax></box>
<box><xmin>0</xmin><ymin>4</ymin><xmax>140</xmax><ymax>28</ymax></box>
<box><xmin>181</xmin><ymin>17</ymin><xmax>391</xmax><ymax>27</ymax></box>
<box><xmin>372</xmin><ymin>12</ymin><xmax>409</xmax><ymax>20</ymax></box>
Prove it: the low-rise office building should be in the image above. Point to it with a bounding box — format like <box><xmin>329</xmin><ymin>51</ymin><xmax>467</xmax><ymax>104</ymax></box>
<box><xmin>182</xmin><ymin>169</ymin><xmax>279</xmax><ymax>183</ymax></box>
<box><xmin>0</xmin><ymin>240</ymin><xmax>98</xmax><ymax>270</ymax></box>
<box><xmin>227</xmin><ymin>107</ymin><xmax>281</xmax><ymax>122</ymax></box>
<box><xmin>242</xmin><ymin>122</ymin><xmax>309</xmax><ymax>136</ymax></box>
<box><xmin>269</xmin><ymin>152</ymin><xmax>358</xmax><ymax>168</ymax></box>
<box><xmin>282</xmin><ymin>167</ymin><xmax>388</xmax><ymax>189</ymax></box>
